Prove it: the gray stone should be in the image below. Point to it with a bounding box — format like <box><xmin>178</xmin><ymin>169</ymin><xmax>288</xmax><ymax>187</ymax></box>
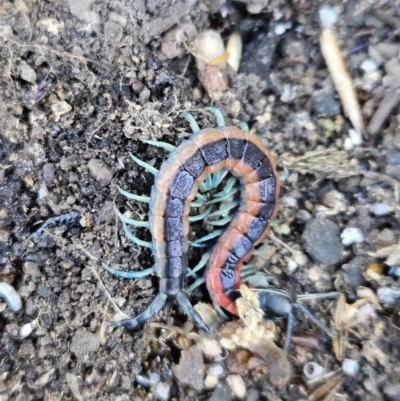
<box><xmin>302</xmin><ymin>218</ymin><xmax>343</xmax><ymax>265</ymax></box>
<box><xmin>312</xmin><ymin>92</ymin><xmax>341</xmax><ymax>118</ymax></box>
<box><xmin>19</xmin><ymin>61</ymin><xmax>37</xmax><ymax>83</ymax></box>
<box><xmin>70</xmin><ymin>328</ymin><xmax>100</xmax><ymax>358</ymax></box>
<box><xmin>341</xmin><ymin>256</ymin><xmax>367</xmax><ymax>289</ymax></box>
<box><xmin>88</xmin><ymin>159</ymin><xmax>113</xmax><ymax>186</ymax></box>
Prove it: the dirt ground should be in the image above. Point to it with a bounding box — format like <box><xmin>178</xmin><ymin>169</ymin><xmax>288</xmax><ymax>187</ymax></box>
<box><xmin>1</xmin><ymin>0</ymin><xmax>400</xmax><ymax>400</ymax></box>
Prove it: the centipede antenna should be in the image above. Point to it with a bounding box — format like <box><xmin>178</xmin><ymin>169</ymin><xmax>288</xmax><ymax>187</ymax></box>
<box><xmin>122</xmin><ymin>223</ymin><xmax>152</xmax><ymax>248</ymax></box>
<box><xmin>175</xmin><ymin>291</ymin><xmax>210</xmax><ymax>332</ymax></box>
<box><xmin>292</xmin><ymin>303</ymin><xmax>332</xmax><ymax>335</ymax></box>
<box><xmin>189</xmin><ymin>229</ymin><xmax>224</xmax><ymax>247</ymax></box>
<box><xmin>117</xmin><ymin>186</ymin><xmax>150</xmax><ymax>203</ymax></box>
<box><xmin>186</xmin><ymin>252</ymin><xmax>211</xmax><ymax>278</ymax></box>
<box><xmin>180</xmin><ymin>112</ymin><xmax>200</xmax><ymax>133</ymax></box>
<box><xmin>206</xmin><ymin>200</ymin><xmax>239</xmax><ymax>218</ymax></box>
<box><xmin>102</xmin><ymin>263</ymin><xmax>154</xmax><ymax>279</ymax></box>
<box><xmin>114</xmin><ymin>206</ymin><xmax>149</xmax><ymax>228</ymax></box>
<box><xmin>205</xmin><ymin>107</ymin><xmax>225</xmax><ymax>127</ymax></box>
<box><xmin>185</xmin><ymin>277</ymin><xmax>206</xmax><ymax>294</ymax></box>
<box><xmin>188</xmin><ymin>207</ymin><xmax>212</xmax><ymax>223</ymax></box>
<box><xmin>129</xmin><ymin>153</ymin><xmax>159</xmax><ymax>176</ymax></box>
<box><xmin>107</xmin><ymin>293</ymin><xmax>168</xmax><ymax>329</ymax></box>
<box><xmin>234</xmin><ymin>121</ymin><xmax>249</xmax><ymax>132</ymax></box>
<box><xmin>206</xmin><ymin>215</ymin><xmax>233</xmax><ymax>226</ymax></box>
<box><xmin>284</xmin><ymin>311</ymin><xmax>294</xmax><ymax>354</ymax></box>
<box><xmin>142</xmin><ymin>139</ymin><xmax>176</xmax><ymax>152</ymax></box>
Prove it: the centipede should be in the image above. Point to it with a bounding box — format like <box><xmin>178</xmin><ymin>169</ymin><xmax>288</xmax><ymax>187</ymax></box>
<box><xmin>105</xmin><ymin>107</ymin><xmax>330</xmax><ymax>352</ymax></box>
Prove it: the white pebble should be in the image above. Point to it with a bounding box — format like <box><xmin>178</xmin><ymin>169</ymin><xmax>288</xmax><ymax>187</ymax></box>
<box><xmin>342</xmin><ymin>359</ymin><xmax>359</xmax><ymax>376</ymax></box>
<box><xmin>319</xmin><ymin>6</ymin><xmax>338</xmax><ymax>28</ymax></box>
<box><xmin>274</xmin><ymin>22</ymin><xmax>292</xmax><ymax>36</ymax></box>
<box><xmin>378</xmin><ymin>288</ymin><xmax>400</xmax><ymax>306</ymax></box>
<box><xmin>348</xmin><ymin>128</ymin><xmax>363</xmax><ymax>145</ymax></box>
<box><xmin>360</xmin><ymin>58</ymin><xmax>378</xmax><ymax>73</ymax></box>
<box><xmin>149</xmin><ymin>373</ymin><xmax>160</xmax><ymax>386</ymax></box>
<box><xmin>226</xmin><ymin>374</ymin><xmax>246</xmax><ymax>399</ymax></box>
<box><xmin>155</xmin><ymin>382</ymin><xmax>170</xmax><ymax>401</ymax></box>
<box><xmin>287</xmin><ymin>260</ymin><xmax>298</xmax><ymax>272</ymax></box>
<box><xmin>340</xmin><ymin>227</ymin><xmax>364</xmax><ymax>246</ymax></box>
<box><xmin>343</xmin><ymin>137</ymin><xmax>354</xmax><ymax>151</ymax></box>
<box><xmin>303</xmin><ymin>362</ymin><xmax>326</xmax><ymax>380</ymax></box>
<box><xmin>373</xmin><ymin>203</ymin><xmax>390</xmax><ymax>216</ymax></box>
<box><xmin>209</xmin><ymin>364</ymin><xmax>224</xmax><ymax>378</ymax></box>
<box><xmin>284</xmin><ymin>196</ymin><xmax>298</xmax><ymax>207</ymax></box>
<box><xmin>20</xmin><ymin>323</ymin><xmax>33</xmax><ymax>339</ymax></box>
<box><xmin>0</xmin><ymin>282</ymin><xmax>22</xmax><ymax>312</ymax></box>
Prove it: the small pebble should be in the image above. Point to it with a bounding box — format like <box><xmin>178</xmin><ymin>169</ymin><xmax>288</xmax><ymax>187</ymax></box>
<box><xmin>361</xmin><ymin>58</ymin><xmax>378</xmax><ymax>73</ymax></box>
<box><xmin>303</xmin><ymin>362</ymin><xmax>326</xmax><ymax>380</ymax></box>
<box><xmin>341</xmin><ymin>227</ymin><xmax>364</xmax><ymax>246</ymax></box>
<box><xmin>319</xmin><ymin>5</ymin><xmax>338</xmax><ymax>28</ymax></box>
<box><xmin>302</xmin><ymin>218</ymin><xmax>344</xmax><ymax>264</ymax></box>
<box><xmin>227</xmin><ymin>374</ymin><xmax>246</xmax><ymax>399</ymax></box>
<box><xmin>155</xmin><ymin>382</ymin><xmax>170</xmax><ymax>401</ymax></box>
<box><xmin>20</xmin><ymin>323</ymin><xmax>33</xmax><ymax>338</ymax></box>
<box><xmin>373</xmin><ymin>203</ymin><xmax>390</xmax><ymax>216</ymax></box>
<box><xmin>51</xmin><ymin>101</ymin><xmax>72</xmax><ymax>116</ymax></box>
<box><xmin>342</xmin><ymin>359</ymin><xmax>359</xmax><ymax>376</ymax></box>
<box><xmin>378</xmin><ymin>288</ymin><xmax>400</xmax><ymax>306</ymax></box>
<box><xmin>204</xmin><ymin>373</ymin><xmax>219</xmax><ymax>389</ymax></box>
<box><xmin>209</xmin><ymin>364</ymin><xmax>225</xmax><ymax>378</ymax></box>
<box><xmin>349</xmin><ymin>128</ymin><xmax>363</xmax><ymax>145</ymax></box>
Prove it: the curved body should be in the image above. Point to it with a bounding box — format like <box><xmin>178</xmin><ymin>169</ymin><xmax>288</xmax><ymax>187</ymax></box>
<box><xmin>150</xmin><ymin>126</ymin><xmax>280</xmax><ymax>314</ymax></box>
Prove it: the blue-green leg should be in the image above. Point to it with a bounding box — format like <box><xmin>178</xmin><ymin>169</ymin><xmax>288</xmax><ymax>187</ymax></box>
<box><xmin>114</xmin><ymin>206</ymin><xmax>149</xmax><ymax>228</ymax></box>
<box><xmin>142</xmin><ymin>140</ymin><xmax>176</xmax><ymax>152</ymax></box>
<box><xmin>122</xmin><ymin>223</ymin><xmax>152</xmax><ymax>248</ymax></box>
<box><xmin>205</xmin><ymin>107</ymin><xmax>225</xmax><ymax>127</ymax></box>
<box><xmin>180</xmin><ymin>112</ymin><xmax>200</xmax><ymax>133</ymax></box>
<box><xmin>102</xmin><ymin>263</ymin><xmax>155</xmax><ymax>279</ymax></box>
<box><xmin>129</xmin><ymin>153</ymin><xmax>158</xmax><ymax>175</ymax></box>
<box><xmin>117</xmin><ymin>186</ymin><xmax>150</xmax><ymax>203</ymax></box>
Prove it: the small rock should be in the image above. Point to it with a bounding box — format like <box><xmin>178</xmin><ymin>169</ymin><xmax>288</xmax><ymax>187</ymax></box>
<box><xmin>302</xmin><ymin>218</ymin><xmax>344</xmax><ymax>264</ymax></box>
<box><xmin>360</xmin><ymin>58</ymin><xmax>378</xmax><ymax>73</ymax></box>
<box><xmin>341</xmin><ymin>227</ymin><xmax>364</xmax><ymax>246</ymax></box>
<box><xmin>342</xmin><ymin>359</ymin><xmax>359</xmax><ymax>376</ymax></box>
<box><xmin>70</xmin><ymin>328</ymin><xmax>100</xmax><ymax>358</ymax></box>
<box><xmin>42</xmin><ymin>164</ymin><xmax>55</xmax><ymax>182</ymax></box>
<box><xmin>155</xmin><ymin>382</ymin><xmax>170</xmax><ymax>401</ymax></box>
<box><xmin>24</xmin><ymin>262</ymin><xmax>41</xmax><ymax>278</ymax></box>
<box><xmin>386</xmin><ymin>150</ymin><xmax>400</xmax><ymax>179</ymax></box>
<box><xmin>312</xmin><ymin>92</ymin><xmax>341</xmax><ymax>118</ymax></box>
<box><xmin>51</xmin><ymin>101</ymin><xmax>72</xmax><ymax>116</ymax></box>
<box><xmin>384</xmin><ymin>58</ymin><xmax>400</xmax><ymax>89</ymax></box>
<box><xmin>374</xmin><ymin>43</ymin><xmax>400</xmax><ymax>60</ymax></box>
<box><xmin>0</xmin><ymin>24</ymin><xmax>13</xmax><ymax>40</ymax></box>
<box><xmin>226</xmin><ymin>374</ymin><xmax>246</xmax><ymax>399</ymax></box>
<box><xmin>109</xmin><ymin>12</ymin><xmax>128</xmax><ymax>28</ymax></box>
<box><xmin>98</xmin><ymin>201</ymin><xmax>115</xmax><ymax>223</ymax></box>
<box><xmin>204</xmin><ymin>373</ymin><xmax>219</xmax><ymax>389</ymax></box>
<box><xmin>161</xmin><ymin>23</ymin><xmax>197</xmax><ymax>59</ymax></box>
<box><xmin>210</xmin><ymin>382</ymin><xmax>233</xmax><ymax>401</ymax></box>
<box><xmin>172</xmin><ymin>345</ymin><xmax>204</xmax><ymax>391</ymax></box>
<box><xmin>104</xmin><ymin>20</ymin><xmax>122</xmax><ymax>44</ymax></box>
<box><xmin>19</xmin><ymin>61</ymin><xmax>37</xmax><ymax>83</ymax></box>
<box><xmin>372</xmin><ymin>203</ymin><xmax>390</xmax><ymax>216</ymax></box>
<box><xmin>88</xmin><ymin>159</ymin><xmax>113</xmax><ymax>186</ymax></box>
<box><xmin>377</xmin><ymin>228</ymin><xmax>396</xmax><ymax>243</ymax></box>
<box><xmin>319</xmin><ymin>5</ymin><xmax>338</xmax><ymax>28</ymax></box>
<box><xmin>341</xmin><ymin>256</ymin><xmax>367</xmax><ymax>289</ymax></box>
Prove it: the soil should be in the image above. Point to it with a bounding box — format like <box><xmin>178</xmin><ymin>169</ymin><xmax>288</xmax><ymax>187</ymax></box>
<box><xmin>1</xmin><ymin>0</ymin><xmax>400</xmax><ymax>400</ymax></box>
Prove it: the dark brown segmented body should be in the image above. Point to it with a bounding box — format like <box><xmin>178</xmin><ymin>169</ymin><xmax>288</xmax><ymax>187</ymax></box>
<box><xmin>149</xmin><ymin>126</ymin><xmax>280</xmax><ymax>315</ymax></box>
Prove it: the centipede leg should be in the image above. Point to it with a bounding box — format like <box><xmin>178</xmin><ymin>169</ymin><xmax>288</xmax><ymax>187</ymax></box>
<box><xmin>205</xmin><ymin>107</ymin><xmax>225</xmax><ymax>127</ymax></box>
<box><xmin>186</xmin><ymin>252</ymin><xmax>211</xmax><ymax>278</ymax></box>
<box><xmin>117</xmin><ymin>186</ymin><xmax>150</xmax><ymax>203</ymax></box>
<box><xmin>114</xmin><ymin>206</ymin><xmax>149</xmax><ymax>228</ymax></box>
<box><xmin>292</xmin><ymin>303</ymin><xmax>331</xmax><ymax>335</ymax></box>
<box><xmin>189</xmin><ymin>229</ymin><xmax>224</xmax><ymax>247</ymax></box>
<box><xmin>175</xmin><ymin>291</ymin><xmax>210</xmax><ymax>332</ymax></box>
<box><xmin>206</xmin><ymin>215</ymin><xmax>233</xmax><ymax>226</ymax></box>
<box><xmin>234</xmin><ymin>121</ymin><xmax>249</xmax><ymax>132</ymax></box>
<box><xmin>188</xmin><ymin>207</ymin><xmax>212</xmax><ymax>223</ymax></box>
<box><xmin>142</xmin><ymin>140</ymin><xmax>176</xmax><ymax>152</ymax></box>
<box><xmin>102</xmin><ymin>263</ymin><xmax>154</xmax><ymax>279</ymax></box>
<box><xmin>180</xmin><ymin>112</ymin><xmax>200</xmax><ymax>133</ymax></box>
<box><xmin>129</xmin><ymin>153</ymin><xmax>158</xmax><ymax>175</ymax></box>
<box><xmin>122</xmin><ymin>223</ymin><xmax>152</xmax><ymax>248</ymax></box>
<box><xmin>185</xmin><ymin>277</ymin><xmax>205</xmax><ymax>294</ymax></box>
<box><xmin>107</xmin><ymin>293</ymin><xmax>168</xmax><ymax>330</ymax></box>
